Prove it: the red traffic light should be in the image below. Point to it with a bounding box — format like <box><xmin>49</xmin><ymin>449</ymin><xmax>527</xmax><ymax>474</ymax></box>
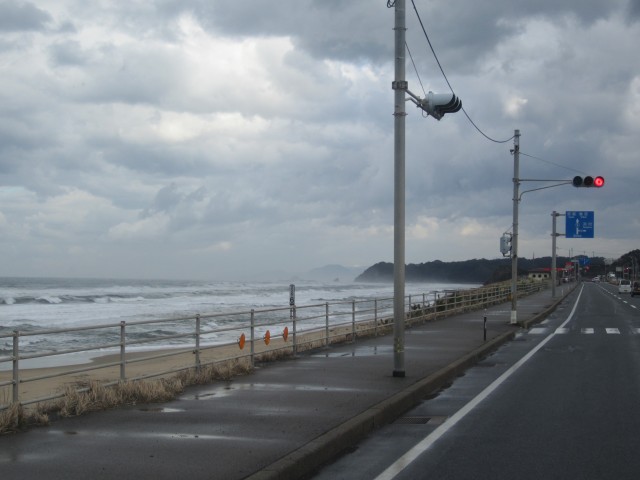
<box><xmin>572</xmin><ymin>175</ymin><xmax>605</xmax><ymax>188</ymax></box>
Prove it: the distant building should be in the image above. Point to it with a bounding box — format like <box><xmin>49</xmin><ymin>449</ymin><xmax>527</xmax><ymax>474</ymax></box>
<box><xmin>528</xmin><ymin>268</ymin><xmax>550</xmax><ymax>281</ymax></box>
<box><xmin>527</xmin><ymin>267</ymin><xmax>568</xmax><ymax>282</ymax></box>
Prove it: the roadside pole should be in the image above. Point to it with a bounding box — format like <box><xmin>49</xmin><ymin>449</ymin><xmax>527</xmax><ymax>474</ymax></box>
<box><xmin>510</xmin><ymin>130</ymin><xmax>520</xmax><ymax>324</ymax></box>
<box><xmin>392</xmin><ymin>0</ymin><xmax>406</xmax><ymax>377</ymax></box>
<box><xmin>552</xmin><ymin>211</ymin><xmax>558</xmax><ymax>298</ymax></box>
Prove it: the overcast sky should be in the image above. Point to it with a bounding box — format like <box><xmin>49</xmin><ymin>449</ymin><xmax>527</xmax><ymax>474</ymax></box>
<box><xmin>1</xmin><ymin>0</ymin><xmax>638</xmax><ymax>281</ymax></box>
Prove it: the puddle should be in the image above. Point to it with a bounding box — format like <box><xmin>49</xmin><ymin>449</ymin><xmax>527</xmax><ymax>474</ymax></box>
<box><xmin>139</xmin><ymin>407</ymin><xmax>184</xmax><ymax>413</ymax></box>
<box><xmin>181</xmin><ymin>382</ymin><xmax>360</xmax><ymax>401</ymax></box>
<box><xmin>310</xmin><ymin>345</ymin><xmax>393</xmax><ymax>358</ymax></box>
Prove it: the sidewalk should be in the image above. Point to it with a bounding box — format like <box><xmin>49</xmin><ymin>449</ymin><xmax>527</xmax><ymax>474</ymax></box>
<box><xmin>0</xmin><ymin>285</ymin><xmax>575</xmax><ymax>480</ymax></box>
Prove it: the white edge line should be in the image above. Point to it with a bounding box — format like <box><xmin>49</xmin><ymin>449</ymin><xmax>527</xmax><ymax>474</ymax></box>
<box><xmin>373</xmin><ymin>285</ymin><xmax>584</xmax><ymax>480</ymax></box>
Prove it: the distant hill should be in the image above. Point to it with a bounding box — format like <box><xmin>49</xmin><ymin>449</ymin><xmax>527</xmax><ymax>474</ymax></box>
<box><xmin>355</xmin><ymin>257</ymin><xmax>574</xmax><ymax>284</ymax></box>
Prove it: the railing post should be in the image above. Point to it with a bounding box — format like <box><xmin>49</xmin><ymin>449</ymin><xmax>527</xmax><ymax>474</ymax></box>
<box><xmin>119</xmin><ymin>321</ymin><xmax>126</xmax><ymax>381</ymax></box>
<box><xmin>195</xmin><ymin>314</ymin><xmax>201</xmax><ymax>371</ymax></box>
<box><xmin>293</xmin><ymin>307</ymin><xmax>298</xmax><ymax>356</ymax></box>
<box><xmin>351</xmin><ymin>300</ymin><xmax>356</xmax><ymax>343</ymax></box>
<box><xmin>12</xmin><ymin>330</ymin><xmax>19</xmax><ymax>404</ymax></box>
<box><xmin>484</xmin><ymin>315</ymin><xmax>487</xmax><ymax>341</ymax></box>
<box><xmin>325</xmin><ymin>302</ymin><xmax>330</xmax><ymax>348</ymax></box>
<box><xmin>250</xmin><ymin>309</ymin><xmax>255</xmax><ymax>367</ymax></box>
<box><xmin>374</xmin><ymin>299</ymin><xmax>378</xmax><ymax>336</ymax></box>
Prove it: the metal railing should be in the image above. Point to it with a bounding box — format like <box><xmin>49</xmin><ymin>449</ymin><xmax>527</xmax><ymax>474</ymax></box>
<box><xmin>0</xmin><ymin>280</ymin><xmax>547</xmax><ymax>410</ymax></box>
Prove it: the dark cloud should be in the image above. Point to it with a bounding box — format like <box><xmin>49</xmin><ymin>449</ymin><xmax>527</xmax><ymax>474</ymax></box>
<box><xmin>628</xmin><ymin>0</ymin><xmax>640</xmax><ymax>18</ymax></box>
<box><xmin>48</xmin><ymin>40</ymin><xmax>89</xmax><ymax>67</ymax></box>
<box><xmin>0</xmin><ymin>1</ymin><xmax>52</xmax><ymax>32</ymax></box>
<box><xmin>189</xmin><ymin>0</ymin><xmax>627</xmax><ymax>69</ymax></box>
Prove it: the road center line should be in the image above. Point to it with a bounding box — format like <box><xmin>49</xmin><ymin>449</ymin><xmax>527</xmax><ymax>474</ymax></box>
<box><xmin>373</xmin><ymin>285</ymin><xmax>584</xmax><ymax>480</ymax></box>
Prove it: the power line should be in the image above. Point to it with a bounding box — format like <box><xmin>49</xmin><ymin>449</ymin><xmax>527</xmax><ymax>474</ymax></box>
<box><xmin>409</xmin><ymin>0</ymin><xmax>514</xmax><ymax>144</ymax></box>
<box><xmin>519</xmin><ymin>152</ymin><xmax>586</xmax><ymax>174</ymax></box>
<box><xmin>405</xmin><ymin>42</ymin><xmax>426</xmax><ymax>96</ymax></box>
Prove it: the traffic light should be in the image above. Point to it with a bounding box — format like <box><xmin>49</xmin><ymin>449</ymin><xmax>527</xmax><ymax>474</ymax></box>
<box><xmin>420</xmin><ymin>92</ymin><xmax>462</xmax><ymax>120</ymax></box>
<box><xmin>500</xmin><ymin>234</ymin><xmax>512</xmax><ymax>257</ymax></box>
<box><xmin>572</xmin><ymin>175</ymin><xmax>605</xmax><ymax>188</ymax></box>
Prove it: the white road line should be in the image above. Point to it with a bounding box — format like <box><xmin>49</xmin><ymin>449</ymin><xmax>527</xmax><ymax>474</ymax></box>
<box><xmin>529</xmin><ymin>328</ymin><xmax>547</xmax><ymax>335</ymax></box>
<box><xmin>373</xmin><ymin>285</ymin><xmax>585</xmax><ymax>480</ymax></box>
<box><xmin>581</xmin><ymin>328</ymin><xmax>594</xmax><ymax>334</ymax></box>
<box><xmin>555</xmin><ymin>327</ymin><xmax>570</xmax><ymax>334</ymax></box>
<box><xmin>606</xmin><ymin>328</ymin><xmax>621</xmax><ymax>334</ymax></box>
<box><xmin>635</xmin><ymin>328</ymin><xmax>640</xmax><ymax>334</ymax></box>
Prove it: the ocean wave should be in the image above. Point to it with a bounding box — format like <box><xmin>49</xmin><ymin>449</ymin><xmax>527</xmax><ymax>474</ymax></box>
<box><xmin>36</xmin><ymin>295</ymin><xmax>63</xmax><ymax>304</ymax></box>
<box><xmin>0</xmin><ymin>293</ymin><xmax>166</xmax><ymax>306</ymax></box>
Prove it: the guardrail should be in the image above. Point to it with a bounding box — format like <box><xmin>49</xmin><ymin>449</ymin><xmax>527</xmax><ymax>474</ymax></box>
<box><xmin>0</xmin><ymin>280</ymin><xmax>548</xmax><ymax>411</ymax></box>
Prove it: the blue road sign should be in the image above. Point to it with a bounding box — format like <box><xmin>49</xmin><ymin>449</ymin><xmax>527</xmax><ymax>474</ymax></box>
<box><xmin>566</xmin><ymin>211</ymin><xmax>594</xmax><ymax>238</ymax></box>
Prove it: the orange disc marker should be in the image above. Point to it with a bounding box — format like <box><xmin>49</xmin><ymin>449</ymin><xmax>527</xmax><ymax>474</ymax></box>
<box><xmin>264</xmin><ymin>330</ymin><xmax>271</xmax><ymax>345</ymax></box>
<box><xmin>283</xmin><ymin>326</ymin><xmax>289</xmax><ymax>342</ymax></box>
<box><xmin>238</xmin><ymin>333</ymin><xmax>246</xmax><ymax>350</ymax></box>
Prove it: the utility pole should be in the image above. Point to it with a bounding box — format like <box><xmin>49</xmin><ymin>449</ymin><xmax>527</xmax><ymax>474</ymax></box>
<box><xmin>392</xmin><ymin>0</ymin><xmax>407</xmax><ymax>377</ymax></box>
<box><xmin>510</xmin><ymin>130</ymin><xmax>520</xmax><ymax>325</ymax></box>
<box><xmin>551</xmin><ymin>211</ymin><xmax>564</xmax><ymax>298</ymax></box>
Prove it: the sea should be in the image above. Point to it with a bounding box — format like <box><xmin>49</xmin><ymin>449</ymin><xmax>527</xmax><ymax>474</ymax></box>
<box><xmin>0</xmin><ymin>277</ymin><xmax>478</xmax><ymax>366</ymax></box>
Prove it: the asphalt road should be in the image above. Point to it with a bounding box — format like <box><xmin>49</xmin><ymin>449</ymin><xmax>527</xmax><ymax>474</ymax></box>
<box><xmin>313</xmin><ymin>282</ymin><xmax>640</xmax><ymax>480</ymax></box>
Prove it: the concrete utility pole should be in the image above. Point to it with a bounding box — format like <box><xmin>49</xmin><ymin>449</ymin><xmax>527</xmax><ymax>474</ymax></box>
<box><xmin>392</xmin><ymin>0</ymin><xmax>407</xmax><ymax>377</ymax></box>
<box><xmin>551</xmin><ymin>211</ymin><xmax>564</xmax><ymax>298</ymax></box>
<box><xmin>510</xmin><ymin>130</ymin><xmax>520</xmax><ymax>325</ymax></box>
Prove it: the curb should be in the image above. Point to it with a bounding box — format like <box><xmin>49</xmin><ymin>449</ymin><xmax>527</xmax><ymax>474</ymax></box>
<box><xmin>246</xmin><ymin>287</ymin><xmax>574</xmax><ymax>480</ymax></box>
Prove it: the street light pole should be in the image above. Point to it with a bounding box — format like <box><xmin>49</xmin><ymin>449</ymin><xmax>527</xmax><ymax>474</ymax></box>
<box><xmin>392</xmin><ymin>0</ymin><xmax>406</xmax><ymax>377</ymax></box>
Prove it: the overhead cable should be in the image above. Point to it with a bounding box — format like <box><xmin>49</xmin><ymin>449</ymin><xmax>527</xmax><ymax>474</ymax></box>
<box><xmin>409</xmin><ymin>0</ymin><xmax>514</xmax><ymax>144</ymax></box>
<box><xmin>520</xmin><ymin>152</ymin><xmax>586</xmax><ymax>175</ymax></box>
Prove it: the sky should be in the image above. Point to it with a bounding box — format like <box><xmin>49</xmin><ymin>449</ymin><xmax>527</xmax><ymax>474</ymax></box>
<box><xmin>0</xmin><ymin>0</ymin><xmax>639</xmax><ymax>281</ymax></box>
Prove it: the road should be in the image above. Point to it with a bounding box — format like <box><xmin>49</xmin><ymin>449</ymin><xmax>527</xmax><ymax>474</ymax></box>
<box><xmin>312</xmin><ymin>282</ymin><xmax>640</xmax><ymax>480</ymax></box>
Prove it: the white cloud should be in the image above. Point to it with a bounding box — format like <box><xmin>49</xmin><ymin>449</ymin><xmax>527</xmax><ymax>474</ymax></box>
<box><xmin>108</xmin><ymin>213</ymin><xmax>170</xmax><ymax>241</ymax></box>
<box><xmin>504</xmin><ymin>96</ymin><xmax>528</xmax><ymax>117</ymax></box>
<box><xmin>408</xmin><ymin>216</ymin><xmax>440</xmax><ymax>240</ymax></box>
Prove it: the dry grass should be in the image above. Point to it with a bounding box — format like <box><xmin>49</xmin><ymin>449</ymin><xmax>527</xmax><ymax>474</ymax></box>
<box><xmin>176</xmin><ymin>358</ymin><xmax>253</xmax><ymax>385</ymax></box>
<box><xmin>52</xmin><ymin>378</ymin><xmax>184</xmax><ymax>418</ymax></box>
<box><xmin>0</xmin><ymin>404</ymin><xmax>26</xmax><ymax>434</ymax></box>
<box><xmin>0</xmin><ymin>357</ymin><xmax>254</xmax><ymax>434</ymax></box>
